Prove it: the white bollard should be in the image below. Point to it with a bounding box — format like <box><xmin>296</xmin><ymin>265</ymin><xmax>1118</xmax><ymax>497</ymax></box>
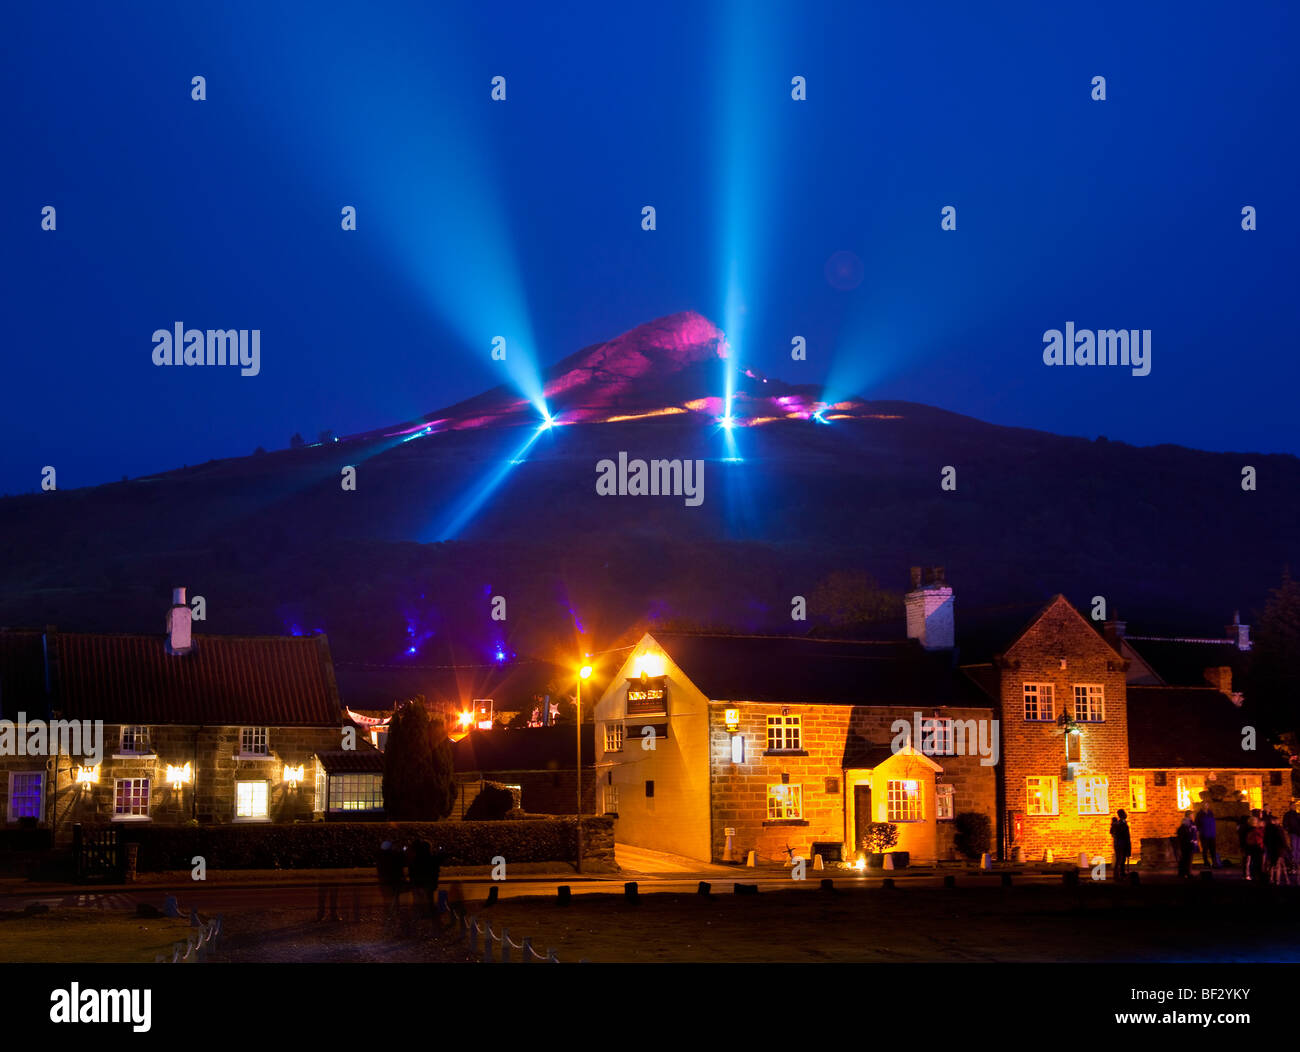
<box><xmin>746</xmin><ymin>850</ymin><xmax>756</xmax><ymax>867</ymax></box>
<box><xmin>883</xmin><ymin>853</ymin><xmax>895</xmax><ymax>870</ymax></box>
<box><xmin>1078</xmin><ymin>852</ymin><xmax>1090</xmax><ymax>869</ymax></box>
<box><xmin>979</xmin><ymin>853</ymin><xmax>993</xmax><ymax>870</ymax></box>
<box><xmin>1044</xmin><ymin>849</ymin><xmax>1054</xmax><ymax>863</ymax></box>
<box><xmin>812</xmin><ymin>854</ymin><xmax>824</xmax><ymax>871</ymax></box>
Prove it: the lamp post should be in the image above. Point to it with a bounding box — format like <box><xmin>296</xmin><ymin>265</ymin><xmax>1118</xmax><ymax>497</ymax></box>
<box><xmin>575</xmin><ymin>663</ymin><xmax>593</xmax><ymax>873</ymax></box>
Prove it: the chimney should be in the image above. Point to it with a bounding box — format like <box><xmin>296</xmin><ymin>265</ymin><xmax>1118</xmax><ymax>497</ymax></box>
<box><xmin>166</xmin><ymin>587</ymin><xmax>192</xmax><ymax>655</ymax></box>
<box><xmin>1226</xmin><ymin>611</ymin><xmax>1251</xmax><ymax>651</ymax></box>
<box><xmin>1203</xmin><ymin>666</ymin><xmax>1233</xmax><ymax>696</ymax></box>
<box><xmin>1102</xmin><ymin>614</ymin><xmax>1127</xmax><ymax>653</ymax></box>
<box><xmin>905</xmin><ymin>566</ymin><xmax>955</xmax><ymax>650</ymax></box>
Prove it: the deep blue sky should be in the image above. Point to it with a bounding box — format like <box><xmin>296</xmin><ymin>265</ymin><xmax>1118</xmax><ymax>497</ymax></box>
<box><xmin>3</xmin><ymin>1</ymin><xmax>1296</xmax><ymax>494</ymax></box>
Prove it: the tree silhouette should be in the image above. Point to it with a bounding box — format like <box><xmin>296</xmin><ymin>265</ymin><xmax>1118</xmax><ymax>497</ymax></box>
<box><xmin>382</xmin><ymin>696</ymin><xmax>456</xmax><ymax>820</ymax></box>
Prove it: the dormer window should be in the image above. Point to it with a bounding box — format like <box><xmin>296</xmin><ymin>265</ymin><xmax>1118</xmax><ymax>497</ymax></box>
<box><xmin>240</xmin><ymin>727</ymin><xmax>269</xmax><ymax>757</ymax></box>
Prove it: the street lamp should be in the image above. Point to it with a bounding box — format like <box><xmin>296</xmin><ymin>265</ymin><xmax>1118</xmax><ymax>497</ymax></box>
<box><xmin>576</xmin><ymin>662</ymin><xmax>593</xmax><ymax>873</ymax></box>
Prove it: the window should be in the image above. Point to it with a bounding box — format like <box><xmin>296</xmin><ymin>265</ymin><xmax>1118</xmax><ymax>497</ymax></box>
<box><xmin>603</xmin><ymin>785</ymin><xmax>619</xmax><ymax>815</ymax></box>
<box><xmin>235</xmin><ymin>780</ymin><xmax>269</xmax><ymax>819</ymax></box>
<box><xmin>1235</xmin><ymin>775</ymin><xmax>1263</xmax><ymax>810</ymax></box>
<box><xmin>240</xmin><ymin>727</ymin><xmax>269</xmax><ymax>756</ymax></box>
<box><xmin>1073</xmin><ymin>685</ymin><xmax>1105</xmax><ymax>722</ymax></box>
<box><xmin>314</xmin><ymin>764</ymin><xmax>327</xmax><ymax>812</ymax></box>
<box><xmin>8</xmin><ymin>772</ymin><xmax>43</xmax><ymax>822</ymax></box>
<box><xmin>113</xmin><ymin>778</ymin><xmax>150</xmax><ymax>820</ymax></box>
<box><xmin>1026</xmin><ymin>776</ymin><xmax>1059</xmax><ymax>816</ymax></box>
<box><xmin>1077</xmin><ymin>776</ymin><xmax>1109</xmax><ymax>815</ymax></box>
<box><xmin>887</xmin><ymin>780</ymin><xmax>923</xmax><ymax>822</ymax></box>
<box><xmin>920</xmin><ymin>717</ymin><xmax>954</xmax><ymax>756</ymax></box>
<box><xmin>604</xmin><ymin>722</ymin><xmax>624</xmax><ymax>752</ymax></box>
<box><xmin>767</xmin><ymin>783</ymin><xmax>803</xmax><ymax>820</ymax></box>
<box><xmin>1176</xmin><ymin>775</ymin><xmax>1206</xmax><ymax>810</ymax></box>
<box><xmin>766</xmin><ymin>715</ymin><xmax>801</xmax><ymax>752</ymax></box>
<box><xmin>1129</xmin><ymin>774</ymin><xmax>1147</xmax><ymax>812</ymax></box>
<box><xmin>1023</xmin><ymin>683</ymin><xmax>1055</xmax><ymax>721</ymax></box>
<box><xmin>1064</xmin><ymin>730</ymin><xmax>1082</xmax><ymax>763</ymax></box>
<box><xmin>119</xmin><ymin>725</ymin><xmax>151</xmax><ymax>755</ymax></box>
<box><xmin>935</xmin><ymin>782</ymin><xmax>955</xmax><ymax>821</ymax></box>
<box><xmin>328</xmin><ymin>774</ymin><xmax>383</xmax><ymax>812</ymax></box>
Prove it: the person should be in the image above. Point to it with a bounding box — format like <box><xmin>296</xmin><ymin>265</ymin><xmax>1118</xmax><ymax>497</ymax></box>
<box><xmin>1110</xmin><ymin>809</ymin><xmax>1132</xmax><ymax>880</ymax></box>
<box><xmin>377</xmin><ymin>840</ymin><xmax>405</xmax><ymax>924</ymax></box>
<box><xmin>1175</xmin><ymin>811</ymin><xmax>1199</xmax><ymax>879</ymax></box>
<box><xmin>1264</xmin><ymin>814</ymin><xmax>1288</xmax><ymax>885</ymax></box>
<box><xmin>1236</xmin><ymin>813</ymin><xmax>1251</xmax><ymax>877</ymax></box>
<box><xmin>1283</xmin><ymin>801</ymin><xmax>1300</xmax><ymax>879</ymax></box>
<box><xmin>1195</xmin><ymin>802</ymin><xmax>1218</xmax><ymax>868</ymax></box>
<box><xmin>409</xmin><ymin>839</ymin><xmax>446</xmax><ymax>919</ymax></box>
<box><xmin>1244</xmin><ymin>815</ymin><xmax>1265</xmax><ymax>882</ymax></box>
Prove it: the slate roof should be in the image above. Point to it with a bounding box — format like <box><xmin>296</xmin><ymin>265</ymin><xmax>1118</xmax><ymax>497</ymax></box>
<box><xmin>1123</xmin><ymin>638</ymin><xmax>1246</xmax><ymax>690</ymax></box>
<box><xmin>453</xmin><ymin>725</ymin><xmax>595</xmax><ymax>772</ymax></box>
<box><xmin>0</xmin><ymin>630</ymin><xmax>344</xmax><ymax>726</ymax></box>
<box><xmin>648</xmin><ymin>633</ymin><xmax>992</xmax><ymax>708</ymax></box>
<box><xmin>1127</xmin><ymin>686</ymin><xmax>1286</xmax><ymax>770</ymax></box>
<box><xmin>316</xmin><ymin>748</ymin><xmax>385</xmax><ymax>773</ymax></box>
<box><xmin>0</xmin><ymin>630</ymin><xmax>48</xmax><ymax>717</ymax></box>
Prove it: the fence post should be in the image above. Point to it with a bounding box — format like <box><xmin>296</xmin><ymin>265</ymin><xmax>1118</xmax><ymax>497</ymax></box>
<box><xmin>501</xmin><ymin>930</ymin><xmax>511</xmax><ymax>963</ymax></box>
<box><xmin>468</xmin><ymin>917</ymin><xmax>478</xmax><ymax>954</ymax></box>
<box><xmin>522</xmin><ymin>937</ymin><xmax>533</xmax><ymax>962</ymax></box>
<box><xmin>547</xmin><ymin>949</ymin><xmax>559</xmax><ymax>964</ymax></box>
<box><xmin>482</xmin><ymin>931</ymin><xmax>493</xmax><ymax>963</ymax></box>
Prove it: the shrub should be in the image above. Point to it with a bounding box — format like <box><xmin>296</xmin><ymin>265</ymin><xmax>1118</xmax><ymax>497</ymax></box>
<box><xmin>464</xmin><ymin>783</ymin><xmax>515</xmax><ymax>821</ymax></box>
<box><xmin>953</xmin><ymin>811</ymin><xmax>992</xmax><ymax>859</ymax></box>
<box><xmin>861</xmin><ymin>822</ymin><xmax>898</xmax><ymax>854</ymax></box>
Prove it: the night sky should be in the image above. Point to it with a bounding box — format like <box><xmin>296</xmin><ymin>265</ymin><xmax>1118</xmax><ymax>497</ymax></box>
<box><xmin>3</xmin><ymin>0</ymin><xmax>1296</xmax><ymax>495</ymax></box>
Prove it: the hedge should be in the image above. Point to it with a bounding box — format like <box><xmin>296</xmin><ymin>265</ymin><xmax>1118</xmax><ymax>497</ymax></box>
<box><xmin>116</xmin><ymin>816</ymin><xmax>614</xmax><ymax>871</ymax></box>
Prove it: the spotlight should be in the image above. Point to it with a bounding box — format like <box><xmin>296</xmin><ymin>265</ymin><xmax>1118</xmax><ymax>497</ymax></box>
<box><xmin>812</xmin><ymin>409</ymin><xmax>830</xmax><ymax>425</ymax></box>
<box><xmin>719</xmin><ymin>416</ymin><xmax>735</xmax><ymax>431</ymax></box>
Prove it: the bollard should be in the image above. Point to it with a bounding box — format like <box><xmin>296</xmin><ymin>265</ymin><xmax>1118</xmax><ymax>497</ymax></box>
<box><xmin>624</xmin><ymin>881</ymin><xmax>639</xmax><ymax>902</ymax></box>
<box><xmin>746</xmin><ymin>850</ymin><xmax>756</xmax><ymax>867</ymax></box>
<box><xmin>1199</xmin><ymin>870</ymin><xmax>1214</xmax><ymax>882</ymax></box>
<box><xmin>734</xmin><ymin>883</ymin><xmax>759</xmax><ymax>895</ymax></box>
<box><xmin>697</xmin><ymin>881</ymin><xmax>711</xmax><ymax>896</ymax></box>
<box><xmin>557</xmin><ymin>885</ymin><xmax>571</xmax><ymax>904</ymax></box>
<box><xmin>1044</xmin><ymin>849</ymin><xmax>1054</xmax><ymax>863</ymax></box>
<box><xmin>819</xmin><ymin>878</ymin><xmax>834</xmax><ymax>892</ymax></box>
<box><xmin>943</xmin><ymin>875</ymin><xmax>956</xmax><ymax>888</ymax></box>
<box><xmin>1128</xmin><ymin>872</ymin><xmax>1141</xmax><ymax>886</ymax></box>
<box><xmin>881</xmin><ymin>877</ymin><xmax>895</xmax><ymax>889</ymax></box>
<box><xmin>1011</xmin><ymin>846</ymin><xmax>1024</xmax><ymax>863</ymax></box>
<box><xmin>883</xmin><ymin>853</ymin><xmax>895</xmax><ymax>870</ymax></box>
<box><xmin>486</xmin><ymin>885</ymin><xmax>499</xmax><ymax>906</ymax></box>
<box><xmin>1000</xmin><ymin>873</ymin><xmax>1013</xmax><ymax>887</ymax></box>
<box><xmin>812</xmin><ymin>854</ymin><xmax>824</xmax><ymax>871</ymax></box>
<box><xmin>1078</xmin><ymin>852</ymin><xmax>1090</xmax><ymax>869</ymax></box>
<box><xmin>1062</xmin><ymin>870</ymin><xmax>1078</xmax><ymax>886</ymax></box>
<box><xmin>436</xmin><ymin>889</ymin><xmax>450</xmax><ymax>914</ymax></box>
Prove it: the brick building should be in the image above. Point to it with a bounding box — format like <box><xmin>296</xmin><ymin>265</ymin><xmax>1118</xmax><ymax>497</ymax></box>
<box><xmin>0</xmin><ymin>589</ymin><xmax>381</xmax><ymax>840</ymax></box>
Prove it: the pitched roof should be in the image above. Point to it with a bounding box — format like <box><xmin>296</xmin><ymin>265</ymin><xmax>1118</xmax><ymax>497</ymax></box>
<box><xmin>1127</xmin><ymin>686</ymin><xmax>1286</xmax><ymax>769</ymax></box>
<box><xmin>45</xmin><ymin>632</ymin><xmax>344</xmax><ymax>726</ymax></box>
<box><xmin>316</xmin><ymin>748</ymin><xmax>385</xmax><ymax>773</ymax></box>
<box><xmin>648</xmin><ymin>633</ymin><xmax>992</xmax><ymax>707</ymax></box>
<box><xmin>0</xmin><ymin>631</ymin><xmax>48</xmax><ymax>718</ymax></box>
<box><xmin>1123</xmin><ymin>638</ymin><xmax>1245</xmax><ymax>690</ymax></box>
<box><xmin>453</xmin><ymin>724</ymin><xmax>595</xmax><ymax>772</ymax></box>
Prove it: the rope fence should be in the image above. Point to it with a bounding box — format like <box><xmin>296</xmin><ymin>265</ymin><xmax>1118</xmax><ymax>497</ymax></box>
<box><xmin>443</xmin><ymin>899</ymin><xmax>569</xmax><ymax>963</ymax></box>
<box><xmin>155</xmin><ymin>914</ymin><xmax>223</xmax><ymax>963</ymax></box>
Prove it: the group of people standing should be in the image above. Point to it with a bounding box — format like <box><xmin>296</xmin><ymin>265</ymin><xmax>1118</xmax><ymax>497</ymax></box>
<box><xmin>377</xmin><ymin>838</ymin><xmax>448</xmax><ymax>921</ymax></box>
<box><xmin>1109</xmin><ymin>799</ymin><xmax>1300</xmax><ymax>883</ymax></box>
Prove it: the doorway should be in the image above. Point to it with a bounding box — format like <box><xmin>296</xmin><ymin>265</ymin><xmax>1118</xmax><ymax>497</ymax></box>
<box><xmin>853</xmin><ymin>785</ymin><xmax>873</xmax><ymax>853</ymax></box>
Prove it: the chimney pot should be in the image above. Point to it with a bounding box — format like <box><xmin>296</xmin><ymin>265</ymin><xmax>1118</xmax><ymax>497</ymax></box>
<box><xmin>172</xmin><ymin>586</ymin><xmax>186</xmax><ymax>606</ymax></box>
<box><xmin>167</xmin><ymin>586</ymin><xmax>192</xmax><ymax>655</ymax></box>
<box><xmin>909</xmin><ymin>567</ymin><xmax>922</xmax><ymax>590</ymax></box>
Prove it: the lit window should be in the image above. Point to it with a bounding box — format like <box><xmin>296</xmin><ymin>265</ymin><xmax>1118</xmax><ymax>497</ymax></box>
<box><xmin>240</xmin><ymin>727</ymin><xmax>269</xmax><ymax>756</ymax></box>
<box><xmin>604</xmin><ymin>722</ymin><xmax>624</xmax><ymax>752</ymax></box>
<box><xmin>887</xmin><ymin>780</ymin><xmax>923</xmax><ymax>822</ymax></box>
<box><xmin>113</xmin><ymin>778</ymin><xmax>150</xmax><ymax>820</ymax></box>
<box><xmin>328</xmin><ymin>773</ymin><xmax>383</xmax><ymax>812</ymax></box>
<box><xmin>766</xmin><ymin>784</ymin><xmax>803</xmax><ymax>820</ymax></box>
<box><xmin>1077</xmin><ymin>776</ymin><xmax>1109</xmax><ymax>816</ymax></box>
<box><xmin>120</xmin><ymin>725</ymin><xmax>151</xmax><ymax>755</ymax></box>
<box><xmin>935</xmin><ymin>782</ymin><xmax>955</xmax><ymax>821</ymax></box>
<box><xmin>1073</xmin><ymin>685</ymin><xmax>1105</xmax><ymax>722</ymax></box>
<box><xmin>603</xmin><ymin>785</ymin><xmax>619</xmax><ymax>815</ymax></box>
<box><xmin>1176</xmin><ymin>775</ymin><xmax>1206</xmax><ymax>810</ymax></box>
<box><xmin>235</xmin><ymin>780</ymin><xmax>269</xmax><ymax>819</ymax></box>
<box><xmin>766</xmin><ymin>715</ymin><xmax>801</xmax><ymax>752</ymax></box>
<box><xmin>920</xmin><ymin>717</ymin><xmax>954</xmax><ymax>756</ymax></box>
<box><xmin>1026</xmin><ymin>776</ymin><xmax>1059</xmax><ymax>816</ymax></box>
<box><xmin>7</xmin><ymin>772</ymin><xmax>43</xmax><ymax>822</ymax></box>
<box><xmin>1128</xmin><ymin>774</ymin><xmax>1147</xmax><ymax>812</ymax></box>
<box><xmin>1023</xmin><ymin>684</ymin><xmax>1055</xmax><ymax>721</ymax></box>
<box><xmin>1234</xmin><ymin>774</ymin><xmax>1262</xmax><ymax>810</ymax></box>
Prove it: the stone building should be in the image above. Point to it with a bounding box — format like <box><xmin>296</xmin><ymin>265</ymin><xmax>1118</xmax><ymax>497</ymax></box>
<box><xmin>0</xmin><ymin>589</ymin><xmax>380</xmax><ymax>840</ymax></box>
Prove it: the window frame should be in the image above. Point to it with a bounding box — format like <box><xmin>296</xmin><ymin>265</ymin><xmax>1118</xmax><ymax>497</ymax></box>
<box><xmin>327</xmin><ymin>772</ymin><xmax>383</xmax><ymax>813</ymax></box>
<box><xmin>1176</xmin><ymin>775</ymin><xmax>1206</xmax><ymax>810</ymax></box>
<box><xmin>117</xmin><ymin>725</ymin><xmax>153</xmax><ymax>757</ymax></box>
<box><xmin>765</xmin><ymin>714</ymin><xmax>802</xmax><ymax>753</ymax></box>
<box><xmin>7</xmin><ymin>771</ymin><xmax>44</xmax><ymax>824</ymax></box>
<box><xmin>1026</xmin><ymin>775</ymin><xmax>1059</xmax><ymax>816</ymax></box>
<box><xmin>1077</xmin><ymin>775</ymin><xmax>1109</xmax><ymax>816</ymax></box>
<box><xmin>920</xmin><ymin>717</ymin><xmax>955</xmax><ymax>756</ymax></box>
<box><xmin>234</xmin><ymin>779</ymin><xmax>270</xmax><ymax>821</ymax></box>
<box><xmin>886</xmin><ymin>779</ymin><xmax>924</xmax><ymax>823</ymax></box>
<box><xmin>112</xmin><ymin>777</ymin><xmax>151</xmax><ymax>822</ymax></box>
<box><xmin>1128</xmin><ymin>774</ymin><xmax>1147</xmax><ymax>812</ymax></box>
<box><xmin>935</xmin><ymin>782</ymin><xmax>955</xmax><ymax>821</ymax></box>
<box><xmin>1234</xmin><ymin>774</ymin><xmax>1263</xmax><ymax>810</ymax></box>
<box><xmin>766</xmin><ymin>783</ymin><xmax>803</xmax><ymax>820</ymax></box>
<box><xmin>603</xmin><ymin>784</ymin><xmax>619</xmax><ymax>816</ymax></box>
<box><xmin>1023</xmin><ymin>683</ymin><xmax>1055</xmax><ymax>721</ymax></box>
<box><xmin>1073</xmin><ymin>684</ymin><xmax>1105</xmax><ymax>722</ymax></box>
<box><xmin>239</xmin><ymin>726</ymin><xmax>270</xmax><ymax>758</ymax></box>
<box><xmin>604</xmin><ymin>721</ymin><xmax>624</xmax><ymax>753</ymax></box>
